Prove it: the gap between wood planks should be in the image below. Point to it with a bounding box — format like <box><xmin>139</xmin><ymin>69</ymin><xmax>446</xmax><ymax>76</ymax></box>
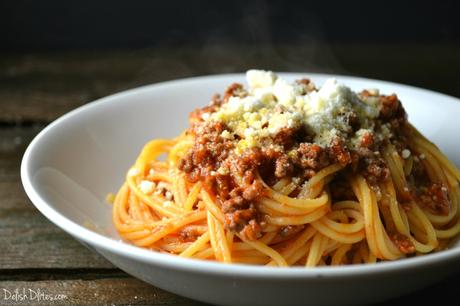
<box><xmin>0</xmin><ymin>126</ymin><xmax>115</xmax><ymax>270</ymax></box>
<box><xmin>0</xmin><ymin>269</ymin><xmax>125</xmax><ymax>282</ymax></box>
<box><xmin>1</xmin><ymin>43</ymin><xmax>459</xmax><ymax>123</ymax></box>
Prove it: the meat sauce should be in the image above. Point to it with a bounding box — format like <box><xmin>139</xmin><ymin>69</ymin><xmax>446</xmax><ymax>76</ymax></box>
<box><xmin>178</xmin><ymin>81</ymin><xmax>449</xmax><ymax>242</ymax></box>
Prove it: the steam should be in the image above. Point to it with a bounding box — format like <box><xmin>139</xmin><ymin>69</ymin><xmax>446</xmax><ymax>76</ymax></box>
<box><xmin>131</xmin><ymin>0</ymin><xmax>346</xmax><ymax>86</ymax></box>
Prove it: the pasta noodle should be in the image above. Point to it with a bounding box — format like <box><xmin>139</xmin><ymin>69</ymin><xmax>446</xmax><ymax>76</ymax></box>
<box><xmin>112</xmin><ymin>70</ymin><xmax>460</xmax><ymax>267</ymax></box>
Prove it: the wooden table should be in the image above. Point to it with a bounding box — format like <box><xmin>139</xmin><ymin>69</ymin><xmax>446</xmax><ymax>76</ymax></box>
<box><xmin>2</xmin><ymin>44</ymin><xmax>460</xmax><ymax>305</ymax></box>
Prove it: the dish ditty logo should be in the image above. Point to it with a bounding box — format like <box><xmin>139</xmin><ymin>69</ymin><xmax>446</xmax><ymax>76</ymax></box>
<box><xmin>2</xmin><ymin>288</ymin><xmax>67</xmax><ymax>302</ymax></box>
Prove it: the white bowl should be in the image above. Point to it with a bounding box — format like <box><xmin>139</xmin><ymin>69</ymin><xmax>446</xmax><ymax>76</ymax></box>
<box><xmin>21</xmin><ymin>73</ymin><xmax>460</xmax><ymax>306</ymax></box>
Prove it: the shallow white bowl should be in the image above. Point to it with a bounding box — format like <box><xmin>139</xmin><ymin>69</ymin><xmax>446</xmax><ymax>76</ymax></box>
<box><xmin>21</xmin><ymin>73</ymin><xmax>460</xmax><ymax>306</ymax></box>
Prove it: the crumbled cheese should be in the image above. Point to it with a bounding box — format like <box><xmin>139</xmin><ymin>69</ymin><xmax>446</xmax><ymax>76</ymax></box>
<box><xmin>253</xmin><ymin>87</ymin><xmax>276</xmax><ymax>104</ymax></box>
<box><xmin>378</xmin><ymin>124</ymin><xmax>393</xmax><ymax>141</ymax></box>
<box><xmin>209</xmin><ymin>70</ymin><xmax>381</xmax><ymax>149</ymax></box>
<box><xmin>138</xmin><ymin>180</ymin><xmax>155</xmax><ymax>194</ymax></box>
<box><xmin>154</xmin><ymin>182</ymin><xmax>168</xmax><ymax>196</ymax></box>
<box><xmin>165</xmin><ymin>191</ymin><xmax>173</xmax><ymax>200</ymax></box>
<box><xmin>246</xmin><ymin>69</ymin><xmax>277</xmax><ymax>88</ymax></box>
<box><xmin>367</xmin><ymin>88</ymin><xmax>380</xmax><ymax>96</ymax></box>
<box><xmin>273</xmin><ymin>78</ymin><xmax>302</xmax><ymax>106</ymax></box>
<box><xmin>163</xmin><ymin>200</ymin><xmax>173</xmax><ymax>207</ymax></box>
<box><xmin>351</xmin><ymin>128</ymin><xmax>373</xmax><ymax>148</ymax></box>
<box><xmin>401</xmin><ymin>149</ymin><xmax>411</xmax><ymax>159</ymax></box>
<box><xmin>201</xmin><ymin>112</ymin><xmax>210</xmax><ymax>120</ymax></box>
<box><xmin>217</xmin><ymin>166</ymin><xmax>230</xmax><ymax>175</ymax></box>
<box><xmin>215</xmin><ymin>96</ymin><xmax>264</xmax><ymax>122</ymax></box>
<box><xmin>221</xmin><ymin>130</ymin><xmax>233</xmax><ymax>139</ymax></box>
<box><xmin>157</xmin><ymin>182</ymin><xmax>167</xmax><ymax>189</ymax></box>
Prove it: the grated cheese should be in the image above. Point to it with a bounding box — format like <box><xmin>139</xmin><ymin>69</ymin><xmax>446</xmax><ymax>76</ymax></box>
<box><xmin>210</xmin><ymin>70</ymin><xmax>381</xmax><ymax>150</ymax></box>
<box><xmin>402</xmin><ymin>149</ymin><xmax>411</xmax><ymax>159</ymax></box>
<box><xmin>138</xmin><ymin>180</ymin><xmax>155</xmax><ymax>194</ymax></box>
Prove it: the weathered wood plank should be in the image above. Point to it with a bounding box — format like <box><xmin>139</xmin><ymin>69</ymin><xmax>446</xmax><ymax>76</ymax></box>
<box><xmin>0</xmin><ymin>272</ymin><xmax>459</xmax><ymax>306</ymax></box>
<box><xmin>0</xmin><ymin>209</ymin><xmax>114</xmax><ymax>269</ymax></box>
<box><xmin>1</xmin><ymin>44</ymin><xmax>459</xmax><ymax>123</ymax></box>
<box><xmin>0</xmin><ymin>125</ymin><xmax>42</xmax><ymax>182</ymax></box>
<box><xmin>1</xmin><ymin>48</ymin><xmax>460</xmax><ymax>305</ymax></box>
<box><xmin>0</xmin><ymin>198</ymin><xmax>114</xmax><ymax>269</ymax></box>
<box><xmin>0</xmin><ymin>127</ymin><xmax>113</xmax><ymax>269</ymax></box>
<box><xmin>0</xmin><ymin>277</ymin><xmax>206</xmax><ymax>306</ymax></box>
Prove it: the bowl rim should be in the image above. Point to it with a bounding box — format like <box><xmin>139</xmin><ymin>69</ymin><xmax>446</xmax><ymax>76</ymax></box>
<box><xmin>21</xmin><ymin>72</ymin><xmax>460</xmax><ymax>279</ymax></box>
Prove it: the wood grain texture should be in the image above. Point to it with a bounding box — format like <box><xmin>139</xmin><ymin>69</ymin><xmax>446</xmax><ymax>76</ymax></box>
<box><xmin>0</xmin><ymin>127</ymin><xmax>113</xmax><ymax>269</ymax></box>
<box><xmin>0</xmin><ymin>277</ymin><xmax>206</xmax><ymax>306</ymax></box>
<box><xmin>1</xmin><ymin>47</ymin><xmax>460</xmax><ymax>305</ymax></box>
<box><xmin>0</xmin><ymin>272</ymin><xmax>460</xmax><ymax>305</ymax></box>
<box><xmin>1</xmin><ymin>44</ymin><xmax>459</xmax><ymax>123</ymax></box>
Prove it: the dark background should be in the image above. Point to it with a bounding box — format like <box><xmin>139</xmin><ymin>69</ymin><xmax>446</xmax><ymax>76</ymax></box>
<box><xmin>1</xmin><ymin>0</ymin><xmax>460</xmax><ymax>50</ymax></box>
<box><xmin>1</xmin><ymin>0</ymin><xmax>460</xmax><ymax>106</ymax></box>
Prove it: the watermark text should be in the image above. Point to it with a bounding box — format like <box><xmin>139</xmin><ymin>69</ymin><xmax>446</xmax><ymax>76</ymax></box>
<box><xmin>2</xmin><ymin>288</ymin><xmax>67</xmax><ymax>303</ymax></box>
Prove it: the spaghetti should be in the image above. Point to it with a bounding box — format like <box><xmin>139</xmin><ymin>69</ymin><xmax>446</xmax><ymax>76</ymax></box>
<box><xmin>112</xmin><ymin>70</ymin><xmax>460</xmax><ymax>267</ymax></box>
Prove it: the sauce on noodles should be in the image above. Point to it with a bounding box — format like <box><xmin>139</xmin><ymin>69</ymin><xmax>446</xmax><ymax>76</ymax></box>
<box><xmin>112</xmin><ymin>70</ymin><xmax>460</xmax><ymax>266</ymax></box>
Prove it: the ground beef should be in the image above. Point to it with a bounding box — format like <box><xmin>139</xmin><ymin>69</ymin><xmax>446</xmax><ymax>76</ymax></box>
<box><xmin>295</xmin><ymin>78</ymin><xmax>316</xmax><ymax>93</ymax></box>
<box><xmin>240</xmin><ymin>219</ymin><xmax>262</xmax><ymax>241</ymax></box>
<box><xmin>353</xmin><ymin>130</ymin><xmax>391</xmax><ymax>184</ymax></box>
<box><xmin>379</xmin><ymin>94</ymin><xmax>400</xmax><ymax>119</ymax></box>
<box><xmin>329</xmin><ymin>137</ymin><xmax>352</xmax><ymax>166</ymax></box>
<box><xmin>273</xmin><ymin>127</ymin><xmax>298</xmax><ymax>148</ymax></box>
<box><xmin>379</xmin><ymin>94</ymin><xmax>409</xmax><ymax>144</ymax></box>
<box><xmin>364</xmin><ymin>158</ymin><xmax>390</xmax><ymax>183</ymax></box>
<box><xmin>357</xmin><ymin>151</ymin><xmax>390</xmax><ymax>184</ymax></box>
<box><xmin>188</xmin><ymin>94</ymin><xmax>224</xmax><ymax>123</ymax></box>
<box><xmin>359</xmin><ymin>89</ymin><xmax>374</xmax><ymax>98</ymax></box>
<box><xmin>179</xmin><ymin>80</ymin><xmax>435</xmax><ymax>240</ymax></box>
<box><xmin>222</xmin><ymin>194</ymin><xmax>244</xmax><ymax>213</ymax></box>
<box><xmin>294</xmin><ymin>143</ymin><xmax>330</xmax><ymax>170</ymax></box>
<box><xmin>179</xmin><ymin>226</ymin><xmax>204</xmax><ymax>243</ymax></box>
<box><xmin>242</xmin><ymin>180</ymin><xmax>264</xmax><ymax>201</ymax></box>
<box><xmin>223</xmin><ymin>198</ymin><xmax>262</xmax><ymax>240</ymax></box>
<box><xmin>210</xmin><ymin>93</ymin><xmax>224</xmax><ymax>107</ymax></box>
<box><xmin>391</xmin><ymin>233</ymin><xmax>415</xmax><ymax>254</ymax></box>
<box><xmin>178</xmin><ymin>121</ymin><xmax>234</xmax><ymax>191</ymax></box>
<box><xmin>418</xmin><ymin>183</ymin><xmax>450</xmax><ymax>215</ymax></box>
<box><xmin>360</xmin><ymin>131</ymin><xmax>374</xmax><ymax>148</ymax></box>
<box><xmin>223</xmin><ymin>83</ymin><xmax>247</xmax><ymax>102</ymax></box>
<box><xmin>215</xmin><ymin>173</ymin><xmax>232</xmax><ymax>199</ymax></box>
<box><xmin>214</xmin><ymin>152</ymin><xmax>266</xmax><ymax>240</ymax></box>
<box><xmin>275</xmin><ymin>154</ymin><xmax>293</xmax><ymax>178</ymax></box>
<box><xmin>346</xmin><ymin>111</ymin><xmax>360</xmax><ymax>132</ymax></box>
<box><xmin>233</xmin><ymin>148</ymin><xmax>263</xmax><ymax>174</ymax></box>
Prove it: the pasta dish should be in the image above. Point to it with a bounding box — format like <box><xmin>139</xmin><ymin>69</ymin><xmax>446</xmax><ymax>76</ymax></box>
<box><xmin>112</xmin><ymin>70</ymin><xmax>460</xmax><ymax>267</ymax></box>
